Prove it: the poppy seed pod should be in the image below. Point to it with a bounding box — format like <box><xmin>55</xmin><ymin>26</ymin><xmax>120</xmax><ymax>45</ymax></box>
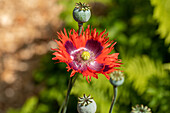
<box><xmin>131</xmin><ymin>104</ymin><xmax>152</xmax><ymax>113</ymax></box>
<box><xmin>109</xmin><ymin>70</ymin><xmax>124</xmax><ymax>86</ymax></box>
<box><xmin>73</xmin><ymin>2</ymin><xmax>91</xmax><ymax>23</ymax></box>
<box><xmin>77</xmin><ymin>94</ymin><xmax>97</xmax><ymax>113</ymax></box>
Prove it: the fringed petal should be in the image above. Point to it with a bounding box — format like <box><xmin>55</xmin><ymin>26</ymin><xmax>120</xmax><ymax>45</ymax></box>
<box><xmin>88</xmin><ymin>61</ymin><xmax>104</xmax><ymax>72</ymax></box>
<box><xmin>70</xmin><ymin>70</ymin><xmax>77</xmax><ymax>77</ymax></box>
<box><xmin>103</xmin><ymin>73</ymin><xmax>110</xmax><ymax>80</ymax></box>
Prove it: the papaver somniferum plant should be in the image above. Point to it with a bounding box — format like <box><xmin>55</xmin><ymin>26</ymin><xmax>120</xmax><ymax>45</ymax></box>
<box><xmin>51</xmin><ymin>2</ymin><xmax>123</xmax><ymax>113</ymax></box>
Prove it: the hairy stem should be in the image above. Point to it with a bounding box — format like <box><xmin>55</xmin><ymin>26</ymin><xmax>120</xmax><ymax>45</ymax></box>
<box><xmin>109</xmin><ymin>86</ymin><xmax>118</xmax><ymax>113</ymax></box>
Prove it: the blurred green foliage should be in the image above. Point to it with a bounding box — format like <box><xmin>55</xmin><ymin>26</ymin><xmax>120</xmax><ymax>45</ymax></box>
<box><xmin>151</xmin><ymin>0</ymin><xmax>170</xmax><ymax>45</ymax></box>
<box><xmin>7</xmin><ymin>0</ymin><xmax>170</xmax><ymax>113</ymax></box>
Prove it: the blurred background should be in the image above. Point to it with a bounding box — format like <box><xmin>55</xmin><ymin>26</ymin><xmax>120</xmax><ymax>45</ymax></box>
<box><xmin>0</xmin><ymin>0</ymin><xmax>169</xmax><ymax>113</ymax></box>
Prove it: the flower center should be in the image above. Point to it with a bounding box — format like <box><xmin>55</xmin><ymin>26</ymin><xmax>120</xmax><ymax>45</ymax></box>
<box><xmin>81</xmin><ymin>51</ymin><xmax>90</xmax><ymax>60</ymax></box>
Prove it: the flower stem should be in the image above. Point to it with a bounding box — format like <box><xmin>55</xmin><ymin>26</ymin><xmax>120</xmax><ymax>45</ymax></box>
<box><xmin>58</xmin><ymin>101</ymin><xmax>64</xmax><ymax>113</ymax></box>
<box><xmin>58</xmin><ymin>74</ymin><xmax>78</xmax><ymax>113</ymax></box>
<box><xmin>78</xmin><ymin>22</ymin><xmax>83</xmax><ymax>35</ymax></box>
<box><xmin>109</xmin><ymin>86</ymin><xmax>118</xmax><ymax>113</ymax></box>
<box><xmin>62</xmin><ymin>77</ymin><xmax>73</xmax><ymax>113</ymax></box>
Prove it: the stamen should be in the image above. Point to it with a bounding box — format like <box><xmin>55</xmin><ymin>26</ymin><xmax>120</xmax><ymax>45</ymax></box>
<box><xmin>81</xmin><ymin>51</ymin><xmax>90</xmax><ymax>60</ymax></box>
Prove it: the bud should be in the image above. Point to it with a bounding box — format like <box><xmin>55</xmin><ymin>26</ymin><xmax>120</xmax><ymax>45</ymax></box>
<box><xmin>77</xmin><ymin>94</ymin><xmax>97</xmax><ymax>113</ymax></box>
<box><xmin>73</xmin><ymin>2</ymin><xmax>91</xmax><ymax>23</ymax></box>
<box><xmin>109</xmin><ymin>70</ymin><xmax>124</xmax><ymax>86</ymax></box>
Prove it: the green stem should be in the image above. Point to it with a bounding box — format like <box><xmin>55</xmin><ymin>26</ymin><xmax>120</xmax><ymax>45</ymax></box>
<box><xmin>58</xmin><ymin>74</ymin><xmax>78</xmax><ymax>113</ymax></box>
<box><xmin>78</xmin><ymin>22</ymin><xmax>83</xmax><ymax>35</ymax></box>
<box><xmin>58</xmin><ymin>101</ymin><xmax>64</xmax><ymax>113</ymax></box>
<box><xmin>72</xmin><ymin>74</ymin><xmax>78</xmax><ymax>85</ymax></box>
<box><xmin>62</xmin><ymin>77</ymin><xmax>73</xmax><ymax>113</ymax></box>
<box><xmin>109</xmin><ymin>86</ymin><xmax>118</xmax><ymax>113</ymax></box>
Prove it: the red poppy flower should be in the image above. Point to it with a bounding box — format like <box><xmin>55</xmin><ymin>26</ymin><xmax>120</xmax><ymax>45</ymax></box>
<box><xmin>52</xmin><ymin>25</ymin><xmax>121</xmax><ymax>82</ymax></box>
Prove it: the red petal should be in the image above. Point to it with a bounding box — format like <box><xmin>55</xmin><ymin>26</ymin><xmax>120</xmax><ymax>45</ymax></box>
<box><xmin>70</xmin><ymin>70</ymin><xmax>77</xmax><ymax>77</ymax></box>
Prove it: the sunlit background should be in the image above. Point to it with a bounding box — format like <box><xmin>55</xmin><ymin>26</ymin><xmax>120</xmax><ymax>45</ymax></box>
<box><xmin>0</xmin><ymin>0</ymin><xmax>169</xmax><ymax>113</ymax></box>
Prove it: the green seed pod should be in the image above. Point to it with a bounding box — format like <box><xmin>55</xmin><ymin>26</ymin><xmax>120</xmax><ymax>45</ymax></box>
<box><xmin>73</xmin><ymin>2</ymin><xmax>91</xmax><ymax>23</ymax></box>
<box><xmin>131</xmin><ymin>104</ymin><xmax>152</xmax><ymax>113</ymax></box>
<box><xmin>109</xmin><ymin>70</ymin><xmax>124</xmax><ymax>87</ymax></box>
<box><xmin>77</xmin><ymin>94</ymin><xmax>97</xmax><ymax>113</ymax></box>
